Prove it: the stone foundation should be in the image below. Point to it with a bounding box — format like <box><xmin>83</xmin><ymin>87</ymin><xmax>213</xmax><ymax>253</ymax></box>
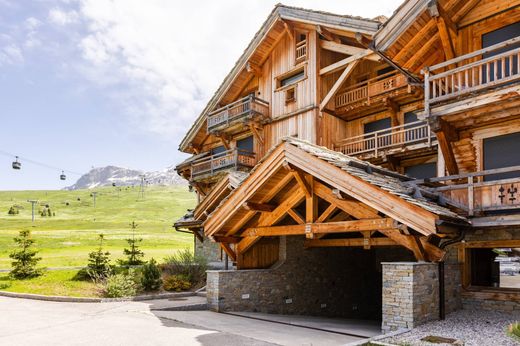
<box><xmin>207</xmin><ymin>235</ymin><xmax>414</xmax><ymax>319</ymax></box>
<box><xmin>195</xmin><ymin>235</ymin><xmax>224</xmax><ymax>266</ymax></box>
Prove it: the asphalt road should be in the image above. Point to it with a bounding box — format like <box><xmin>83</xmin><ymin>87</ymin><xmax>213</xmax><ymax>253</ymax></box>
<box><xmin>0</xmin><ymin>296</ymin><xmax>364</xmax><ymax>346</ymax></box>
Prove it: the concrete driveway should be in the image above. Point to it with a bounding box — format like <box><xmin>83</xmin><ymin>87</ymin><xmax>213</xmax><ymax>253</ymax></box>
<box><xmin>0</xmin><ymin>296</ymin><xmax>366</xmax><ymax>346</ymax></box>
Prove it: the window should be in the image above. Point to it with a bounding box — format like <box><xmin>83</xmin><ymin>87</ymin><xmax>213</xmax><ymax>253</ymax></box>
<box><xmin>481</xmin><ymin>22</ymin><xmax>520</xmax><ymax>81</ymax></box>
<box><xmin>285</xmin><ymin>86</ymin><xmax>296</xmax><ymax>104</ymax></box>
<box><xmin>377</xmin><ymin>66</ymin><xmax>394</xmax><ymax>76</ymax></box>
<box><xmin>236</xmin><ymin>136</ymin><xmax>254</xmax><ymax>152</ymax></box>
<box><xmin>405</xmin><ymin>162</ymin><xmax>437</xmax><ymax>179</ymax></box>
<box><xmin>483</xmin><ymin>132</ymin><xmax>520</xmax><ymax>181</ymax></box>
<box><xmin>276</xmin><ymin>65</ymin><xmax>307</xmax><ymax>89</ymax></box>
<box><xmin>468</xmin><ymin>247</ymin><xmax>520</xmax><ymax>289</ymax></box>
<box><xmin>295</xmin><ymin>31</ymin><xmax>307</xmax><ymax>63</ymax></box>
<box><xmin>364</xmin><ymin>118</ymin><xmax>392</xmax><ymax>148</ymax></box>
<box><xmin>279</xmin><ymin>70</ymin><xmax>305</xmax><ymax>88</ymax></box>
<box><xmin>211</xmin><ymin>145</ymin><xmax>226</xmax><ymax>156</ymax></box>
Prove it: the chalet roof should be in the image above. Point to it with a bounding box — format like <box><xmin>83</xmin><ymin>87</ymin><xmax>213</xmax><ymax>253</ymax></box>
<box><xmin>174</xmin><ymin>171</ymin><xmax>248</xmax><ymax>230</ymax></box>
<box><xmin>203</xmin><ymin>137</ymin><xmax>467</xmax><ymax>237</ymax></box>
<box><xmin>283</xmin><ymin>138</ymin><xmax>464</xmax><ymax>222</ymax></box>
<box><xmin>178</xmin><ymin>4</ymin><xmax>382</xmax><ymax>153</ymax></box>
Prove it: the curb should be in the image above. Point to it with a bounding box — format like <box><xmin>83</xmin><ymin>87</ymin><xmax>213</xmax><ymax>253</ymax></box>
<box><xmin>0</xmin><ymin>290</ymin><xmax>198</xmax><ymax>303</ymax></box>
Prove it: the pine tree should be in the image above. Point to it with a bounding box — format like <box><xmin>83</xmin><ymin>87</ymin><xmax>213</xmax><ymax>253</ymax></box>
<box><xmin>141</xmin><ymin>258</ymin><xmax>162</xmax><ymax>291</ymax></box>
<box><xmin>86</xmin><ymin>234</ymin><xmax>112</xmax><ymax>280</ymax></box>
<box><xmin>9</xmin><ymin>230</ymin><xmax>43</xmax><ymax>279</ymax></box>
<box><xmin>120</xmin><ymin>221</ymin><xmax>145</xmax><ymax>266</ymax></box>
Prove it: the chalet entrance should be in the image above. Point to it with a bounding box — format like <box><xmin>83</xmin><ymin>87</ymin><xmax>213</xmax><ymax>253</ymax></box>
<box><xmin>204</xmin><ymin>138</ymin><xmax>466</xmax><ymax>324</ymax></box>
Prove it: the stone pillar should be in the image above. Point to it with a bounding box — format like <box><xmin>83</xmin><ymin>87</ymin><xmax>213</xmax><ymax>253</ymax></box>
<box><xmin>382</xmin><ymin>262</ymin><xmax>439</xmax><ymax>333</ymax></box>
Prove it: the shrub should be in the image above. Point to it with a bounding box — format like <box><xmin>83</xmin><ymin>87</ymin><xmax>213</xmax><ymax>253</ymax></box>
<box><xmin>141</xmin><ymin>258</ymin><xmax>162</xmax><ymax>291</ymax></box>
<box><xmin>118</xmin><ymin>221</ymin><xmax>145</xmax><ymax>266</ymax></box>
<box><xmin>163</xmin><ymin>249</ymin><xmax>208</xmax><ymax>287</ymax></box>
<box><xmin>9</xmin><ymin>230</ymin><xmax>43</xmax><ymax>279</ymax></box>
<box><xmin>163</xmin><ymin>274</ymin><xmax>191</xmax><ymax>292</ymax></box>
<box><xmin>8</xmin><ymin>206</ymin><xmax>19</xmax><ymax>215</ymax></box>
<box><xmin>102</xmin><ymin>273</ymin><xmax>137</xmax><ymax>298</ymax></box>
<box><xmin>508</xmin><ymin>322</ymin><xmax>520</xmax><ymax>341</ymax></box>
<box><xmin>86</xmin><ymin>234</ymin><xmax>112</xmax><ymax>281</ymax></box>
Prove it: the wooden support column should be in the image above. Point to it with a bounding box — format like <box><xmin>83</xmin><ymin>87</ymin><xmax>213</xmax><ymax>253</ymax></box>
<box><xmin>429</xmin><ymin>117</ymin><xmax>459</xmax><ymax>175</ymax></box>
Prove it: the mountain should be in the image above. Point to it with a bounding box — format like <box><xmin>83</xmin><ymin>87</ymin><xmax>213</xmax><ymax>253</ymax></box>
<box><xmin>64</xmin><ymin>165</ymin><xmax>187</xmax><ymax>190</ymax></box>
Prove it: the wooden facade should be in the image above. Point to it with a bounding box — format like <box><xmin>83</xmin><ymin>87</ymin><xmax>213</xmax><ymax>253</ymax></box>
<box><xmin>175</xmin><ymin>2</ymin><xmax>520</xmax><ymax>302</ymax></box>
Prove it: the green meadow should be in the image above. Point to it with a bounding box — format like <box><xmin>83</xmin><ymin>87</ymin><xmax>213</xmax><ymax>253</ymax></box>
<box><xmin>0</xmin><ymin>185</ymin><xmax>196</xmax><ymax>270</ymax></box>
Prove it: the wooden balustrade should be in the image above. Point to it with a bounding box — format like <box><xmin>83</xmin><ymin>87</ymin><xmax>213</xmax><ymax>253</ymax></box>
<box><xmin>191</xmin><ymin>149</ymin><xmax>256</xmax><ymax>179</ymax></box>
<box><xmin>424</xmin><ymin>36</ymin><xmax>520</xmax><ymax>116</ymax></box>
<box><xmin>207</xmin><ymin>95</ymin><xmax>269</xmax><ymax>133</ymax></box>
<box><xmin>295</xmin><ymin>39</ymin><xmax>307</xmax><ymax>63</ymax></box>
<box><xmin>334</xmin><ymin>120</ymin><xmax>434</xmax><ymax>157</ymax></box>
<box><xmin>335</xmin><ymin>71</ymin><xmax>408</xmax><ymax>109</ymax></box>
<box><xmin>414</xmin><ymin>166</ymin><xmax>520</xmax><ymax>216</ymax></box>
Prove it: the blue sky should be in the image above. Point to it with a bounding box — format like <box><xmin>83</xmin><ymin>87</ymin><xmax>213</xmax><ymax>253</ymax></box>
<box><xmin>0</xmin><ymin>0</ymin><xmax>400</xmax><ymax>190</ymax></box>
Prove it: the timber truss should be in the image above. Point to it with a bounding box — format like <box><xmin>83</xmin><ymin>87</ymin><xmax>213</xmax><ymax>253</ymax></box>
<box><xmin>204</xmin><ymin>138</ymin><xmax>467</xmax><ymax>268</ymax></box>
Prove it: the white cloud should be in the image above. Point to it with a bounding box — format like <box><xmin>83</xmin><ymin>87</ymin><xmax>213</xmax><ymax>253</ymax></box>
<box><xmin>0</xmin><ymin>43</ymin><xmax>23</xmax><ymax>65</ymax></box>
<box><xmin>48</xmin><ymin>7</ymin><xmax>79</xmax><ymax>25</ymax></box>
<box><xmin>65</xmin><ymin>0</ymin><xmax>402</xmax><ymax>142</ymax></box>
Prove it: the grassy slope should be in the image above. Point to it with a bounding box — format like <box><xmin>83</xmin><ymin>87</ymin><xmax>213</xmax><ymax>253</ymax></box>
<box><xmin>0</xmin><ymin>185</ymin><xmax>196</xmax><ymax>269</ymax></box>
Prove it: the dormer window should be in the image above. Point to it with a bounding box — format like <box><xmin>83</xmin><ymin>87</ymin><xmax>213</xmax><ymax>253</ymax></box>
<box><xmin>295</xmin><ymin>31</ymin><xmax>307</xmax><ymax>63</ymax></box>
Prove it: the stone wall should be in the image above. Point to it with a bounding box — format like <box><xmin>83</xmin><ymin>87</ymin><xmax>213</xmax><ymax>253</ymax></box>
<box><xmin>381</xmin><ymin>262</ymin><xmax>440</xmax><ymax>333</ymax></box>
<box><xmin>195</xmin><ymin>235</ymin><xmax>224</xmax><ymax>265</ymax></box>
<box><xmin>207</xmin><ymin>235</ymin><xmax>414</xmax><ymax>320</ymax></box>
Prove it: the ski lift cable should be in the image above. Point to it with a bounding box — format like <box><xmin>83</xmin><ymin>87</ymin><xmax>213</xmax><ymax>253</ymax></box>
<box><xmin>0</xmin><ymin>149</ymin><xmax>83</xmax><ymax>175</ymax></box>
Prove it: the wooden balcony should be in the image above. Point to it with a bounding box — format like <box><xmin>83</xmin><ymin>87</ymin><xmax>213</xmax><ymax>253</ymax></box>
<box><xmin>191</xmin><ymin>148</ymin><xmax>256</xmax><ymax>180</ymax></box>
<box><xmin>295</xmin><ymin>39</ymin><xmax>307</xmax><ymax>63</ymax></box>
<box><xmin>424</xmin><ymin>36</ymin><xmax>520</xmax><ymax>117</ymax></box>
<box><xmin>207</xmin><ymin>96</ymin><xmax>269</xmax><ymax>134</ymax></box>
<box><xmin>415</xmin><ymin>166</ymin><xmax>520</xmax><ymax>219</ymax></box>
<box><xmin>335</xmin><ymin>71</ymin><xmax>412</xmax><ymax>115</ymax></box>
<box><xmin>334</xmin><ymin>120</ymin><xmax>436</xmax><ymax>159</ymax></box>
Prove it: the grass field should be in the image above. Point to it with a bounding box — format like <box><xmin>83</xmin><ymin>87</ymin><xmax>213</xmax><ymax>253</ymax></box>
<box><xmin>0</xmin><ymin>185</ymin><xmax>196</xmax><ymax>270</ymax></box>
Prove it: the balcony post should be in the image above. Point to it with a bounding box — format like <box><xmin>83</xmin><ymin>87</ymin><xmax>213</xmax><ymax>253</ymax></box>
<box><xmin>427</xmin><ymin>123</ymin><xmax>432</xmax><ymax>147</ymax></box>
<box><xmin>468</xmin><ymin>176</ymin><xmax>474</xmax><ymax>216</ymax></box>
<box><xmin>234</xmin><ymin>149</ymin><xmax>239</xmax><ymax>169</ymax></box>
<box><xmin>423</xmin><ymin>68</ymin><xmax>430</xmax><ymax>118</ymax></box>
<box><xmin>374</xmin><ymin>132</ymin><xmax>378</xmax><ymax>157</ymax></box>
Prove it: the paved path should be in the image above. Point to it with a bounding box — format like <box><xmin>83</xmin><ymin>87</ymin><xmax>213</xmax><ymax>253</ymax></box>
<box><xmin>0</xmin><ymin>296</ymin><xmax>365</xmax><ymax>346</ymax></box>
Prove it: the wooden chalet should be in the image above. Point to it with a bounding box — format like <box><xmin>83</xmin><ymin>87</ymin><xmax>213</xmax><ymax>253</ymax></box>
<box><xmin>175</xmin><ymin>1</ymin><xmax>520</xmax><ymax>331</ymax></box>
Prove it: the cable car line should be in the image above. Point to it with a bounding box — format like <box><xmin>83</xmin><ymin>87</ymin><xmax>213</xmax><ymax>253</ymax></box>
<box><xmin>0</xmin><ymin>149</ymin><xmax>83</xmax><ymax>180</ymax></box>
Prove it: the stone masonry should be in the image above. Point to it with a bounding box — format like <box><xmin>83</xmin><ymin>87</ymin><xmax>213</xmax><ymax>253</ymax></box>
<box><xmin>207</xmin><ymin>235</ymin><xmax>415</xmax><ymax>320</ymax></box>
<box><xmin>381</xmin><ymin>262</ymin><xmax>440</xmax><ymax>333</ymax></box>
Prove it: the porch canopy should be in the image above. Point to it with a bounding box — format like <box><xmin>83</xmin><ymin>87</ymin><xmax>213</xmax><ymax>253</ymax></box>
<box><xmin>204</xmin><ymin>137</ymin><xmax>467</xmax><ymax>266</ymax></box>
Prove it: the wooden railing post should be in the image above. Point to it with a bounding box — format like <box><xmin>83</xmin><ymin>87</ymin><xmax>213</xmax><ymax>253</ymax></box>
<box><xmin>468</xmin><ymin>176</ymin><xmax>474</xmax><ymax>216</ymax></box>
<box><xmin>427</xmin><ymin>123</ymin><xmax>432</xmax><ymax>147</ymax></box>
<box><xmin>374</xmin><ymin>132</ymin><xmax>378</xmax><ymax>157</ymax></box>
<box><xmin>423</xmin><ymin>68</ymin><xmax>430</xmax><ymax>118</ymax></box>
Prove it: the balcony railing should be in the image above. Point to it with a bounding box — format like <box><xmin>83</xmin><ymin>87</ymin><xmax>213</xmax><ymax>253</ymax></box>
<box><xmin>295</xmin><ymin>39</ymin><xmax>307</xmax><ymax>63</ymax></box>
<box><xmin>424</xmin><ymin>36</ymin><xmax>520</xmax><ymax>115</ymax></box>
<box><xmin>191</xmin><ymin>148</ymin><xmax>256</xmax><ymax>179</ymax></box>
<box><xmin>207</xmin><ymin>95</ymin><xmax>269</xmax><ymax>133</ymax></box>
<box><xmin>334</xmin><ymin>120</ymin><xmax>435</xmax><ymax>157</ymax></box>
<box><xmin>335</xmin><ymin>71</ymin><xmax>408</xmax><ymax>109</ymax></box>
<box><xmin>414</xmin><ymin>166</ymin><xmax>520</xmax><ymax>216</ymax></box>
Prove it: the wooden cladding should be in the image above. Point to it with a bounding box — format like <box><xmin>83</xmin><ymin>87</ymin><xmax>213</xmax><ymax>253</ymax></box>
<box><xmin>191</xmin><ymin>148</ymin><xmax>256</xmax><ymax>179</ymax></box>
<box><xmin>335</xmin><ymin>120</ymin><xmax>435</xmax><ymax>158</ymax></box>
<box><xmin>424</xmin><ymin>36</ymin><xmax>520</xmax><ymax>116</ymax></box>
<box><xmin>335</xmin><ymin>71</ymin><xmax>409</xmax><ymax>109</ymax></box>
<box><xmin>207</xmin><ymin>95</ymin><xmax>269</xmax><ymax>133</ymax></box>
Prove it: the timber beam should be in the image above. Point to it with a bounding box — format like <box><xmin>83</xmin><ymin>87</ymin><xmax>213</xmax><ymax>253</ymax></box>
<box><xmin>242</xmin><ymin>218</ymin><xmax>398</xmax><ymax>237</ymax></box>
<box><xmin>213</xmin><ymin>236</ymin><xmax>241</xmax><ymax>243</ymax></box>
<box><xmin>316</xmin><ymin>25</ymin><xmax>341</xmax><ymax>43</ymax></box>
<box><xmin>320</xmin><ymin>60</ymin><xmax>360</xmax><ymax>110</ymax></box>
<box><xmin>429</xmin><ymin>117</ymin><xmax>459</xmax><ymax>175</ymax></box>
<box><xmin>304</xmin><ymin>238</ymin><xmax>398</xmax><ymax>248</ymax></box>
<box><xmin>220</xmin><ymin>243</ymin><xmax>237</xmax><ymax>262</ymax></box>
<box><xmin>243</xmin><ymin>202</ymin><xmax>276</xmax><ymax>212</ymax></box>
<box><xmin>320</xmin><ymin>40</ymin><xmax>367</xmax><ymax>56</ymax></box>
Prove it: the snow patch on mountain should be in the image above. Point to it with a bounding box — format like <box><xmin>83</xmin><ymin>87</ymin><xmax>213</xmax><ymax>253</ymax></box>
<box><xmin>64</xmin><ymin>165</ymin><xmax>186</xmax><ymax>190</ymax></box>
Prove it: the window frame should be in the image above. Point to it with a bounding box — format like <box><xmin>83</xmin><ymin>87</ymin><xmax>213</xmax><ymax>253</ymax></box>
<box><xmin>275</xmin><ymin>64</ymin><xmax>307</xmax><ymax>92</ymax></box>
<box><xmin>459</xmin><ymin>240</ymin><xmax>520</xmax><ymax>300</ymax></box>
